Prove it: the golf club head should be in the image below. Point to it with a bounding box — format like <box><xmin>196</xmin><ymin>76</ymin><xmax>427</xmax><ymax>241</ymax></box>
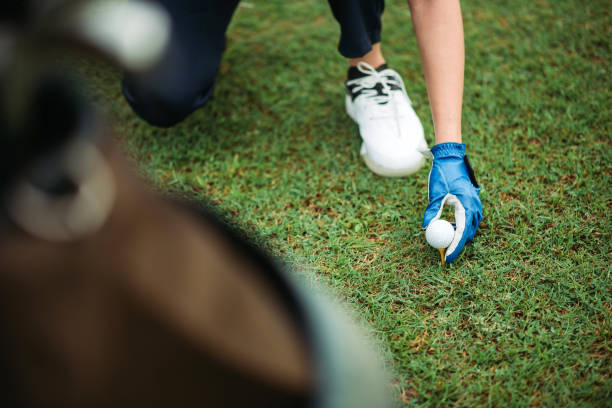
<box><xmin>0</xmin><ymin>0</ymin><xmax>172</xmax><ymax>173</ymax></box>
<box><xmin>0</xmin><ymin>72</ymin><xmax>115</xmax><ymax>241</ymax></box>
<box><xmin>0</xmin><ymin>0</ymin><xmax>171</xmax><ymax>139</ymax></box>
<box><xmin>0</xmin><ymin>1</ymin><xmax>131</xmax><ymax>238</ymax></box>
<box><xmin>51</xmin><ymin>0</ymin><xmax>171</xmax><ymax>72</ymax></box>
<box><xmin>5</xmin><ymin>0</ymin><xmax>172</xmax><ymax>72</ymax></box>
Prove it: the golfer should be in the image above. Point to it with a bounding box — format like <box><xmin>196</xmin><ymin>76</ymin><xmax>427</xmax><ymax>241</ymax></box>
<box><xmin>122</xmin><ymin>0</ymin><xmax>482</xmax><ymax>263</ymax></box>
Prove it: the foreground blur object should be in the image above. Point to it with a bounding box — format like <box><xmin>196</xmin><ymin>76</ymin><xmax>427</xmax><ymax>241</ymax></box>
<box><xmin>0</xmin><ymin>2</ymin><xmax>389</xmax><ymax>407</ymax></box>
<box><xmin>70</xmin><ymin>0</ymin><xmax>171</xmax><ymax>71</ymax></box>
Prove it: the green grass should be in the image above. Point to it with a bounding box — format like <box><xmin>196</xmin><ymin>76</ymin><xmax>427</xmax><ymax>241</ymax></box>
<box><xmin>80</xmin><ymin>0</ymin><xmax>611</xmax><ymax>406</ymax></box>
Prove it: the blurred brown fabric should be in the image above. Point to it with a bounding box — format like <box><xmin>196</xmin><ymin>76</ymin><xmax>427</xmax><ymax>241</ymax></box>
<box><xmin>0</xmin><ymin>146</ymin><xmax>314</xmax><ymax>407</ymax></box>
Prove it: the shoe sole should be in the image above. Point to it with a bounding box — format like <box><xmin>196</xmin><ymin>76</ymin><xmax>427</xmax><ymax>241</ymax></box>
<box><xmin>360</xmin><ymin>143</ymin><xmax>425</xmax><ymax>177</ymax></box>
<box><xmin>346</xmin><ymin>95</ymin><xmax>425</xmax><ymax>178</ymax></box>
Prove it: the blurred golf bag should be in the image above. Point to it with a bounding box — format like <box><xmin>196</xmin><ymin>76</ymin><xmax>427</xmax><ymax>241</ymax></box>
<box><xmin>0</xmin><ymin>1</ymin><xmax>389</xmax><ymax>407</ymax></box>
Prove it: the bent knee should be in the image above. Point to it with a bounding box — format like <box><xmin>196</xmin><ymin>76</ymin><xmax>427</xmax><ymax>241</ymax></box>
<box><xmin>122</xmin><ymin>78</ymin><xmax>215</xmax><ymax>128</ymax></box>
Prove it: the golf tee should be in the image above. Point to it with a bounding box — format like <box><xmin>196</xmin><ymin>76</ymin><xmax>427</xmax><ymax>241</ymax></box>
<box><xmin>439</xmin><ymin>248</ymin><xmax>446</xmax><ymax>266</ymax></box>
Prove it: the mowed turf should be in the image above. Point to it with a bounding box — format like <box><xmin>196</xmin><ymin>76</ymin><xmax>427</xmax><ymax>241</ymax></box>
<box><xmin>80</xmin><ymin>0</ymin><xmax>611</xmax><ymax>406</ymax></box>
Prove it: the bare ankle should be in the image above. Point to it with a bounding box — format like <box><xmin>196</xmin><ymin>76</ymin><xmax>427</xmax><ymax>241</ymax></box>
<box><xmin>349</xmin><ymin>43</ymin><xmax>386</xmax><ymax>68</ymax></box>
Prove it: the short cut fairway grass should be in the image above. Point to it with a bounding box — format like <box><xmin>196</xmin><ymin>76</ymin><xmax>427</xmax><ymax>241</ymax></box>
<box><xmin>81</xmin><ymin>0</ymin><xmax>611</xmax><ymax>406</ymax></box>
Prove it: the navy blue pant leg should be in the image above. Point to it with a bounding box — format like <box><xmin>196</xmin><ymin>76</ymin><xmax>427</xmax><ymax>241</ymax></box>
<box><xmin>122</xmin><ymin>0</ymin><xmax>240</xmax><ymax>127</ymax></box>
<box><xmin>124</xmin><ymin>0</ymin><xmax>385</xmax><ymax>127</ymax></box>
<box><xmin>328</xmin><ymin>0</ymin><xmax>385</xmax><ymax>58</ymax></box>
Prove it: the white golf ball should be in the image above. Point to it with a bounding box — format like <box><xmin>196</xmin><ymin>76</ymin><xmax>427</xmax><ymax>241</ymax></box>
<box><xmin>425</xmin><ymin>219</ymin><xmax>455</xmax><ymax>249</ymax></box>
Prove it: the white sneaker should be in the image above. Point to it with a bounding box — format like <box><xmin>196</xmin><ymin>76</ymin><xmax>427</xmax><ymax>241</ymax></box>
<box><xmin>345</xmin><ymin>62</ymin><xmax>427</xmax><ymax>177</ymax></box>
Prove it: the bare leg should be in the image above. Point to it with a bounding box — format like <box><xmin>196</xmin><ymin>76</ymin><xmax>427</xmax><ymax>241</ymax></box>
<box><xmin>349</xmin><ymin>42</ymin><xmax>386</xmax><ymax>67</ymax></box>
<box><xmin>407</xmin><ymin>0</ymin><xmax>464</xmax><ymax>144</ymax></box>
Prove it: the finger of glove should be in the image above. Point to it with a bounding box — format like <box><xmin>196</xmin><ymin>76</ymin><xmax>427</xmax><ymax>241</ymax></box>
<box><xmin>445</xmin><ymin>211</ymin><xmax>476</xmax><ymax>263</ymax></box>
<box><xmin>466</xmin><ymin>209</ymin><xmax>483</xmax><ymax>242</ymax></box>
<box><xmin>422</xmin><ymin>196</ymin><xmax>445</xmax><ymax>228</ymax></box>
<box><xmin>452</xmin><ymin>193</ymin><xmax>482</xmax><ymax>242</ymax></box>
<box><xmin>423</xmin><ymin>165</ymin><xmax>447</xmax><ymax>228</ymax></box>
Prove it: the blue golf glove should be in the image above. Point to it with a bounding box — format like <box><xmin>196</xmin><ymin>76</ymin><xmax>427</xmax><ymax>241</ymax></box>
<box><xmin>423</xmin><ymin>142</ymin><xmax>482</xmax><ymax>263</ymax></box>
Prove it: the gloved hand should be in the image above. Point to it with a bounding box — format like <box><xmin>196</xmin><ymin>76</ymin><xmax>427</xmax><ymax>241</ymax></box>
<box><xmin>423</xmin><ymin>142</ymin><xmax>482</xmax><ymax>263</ymax></box>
